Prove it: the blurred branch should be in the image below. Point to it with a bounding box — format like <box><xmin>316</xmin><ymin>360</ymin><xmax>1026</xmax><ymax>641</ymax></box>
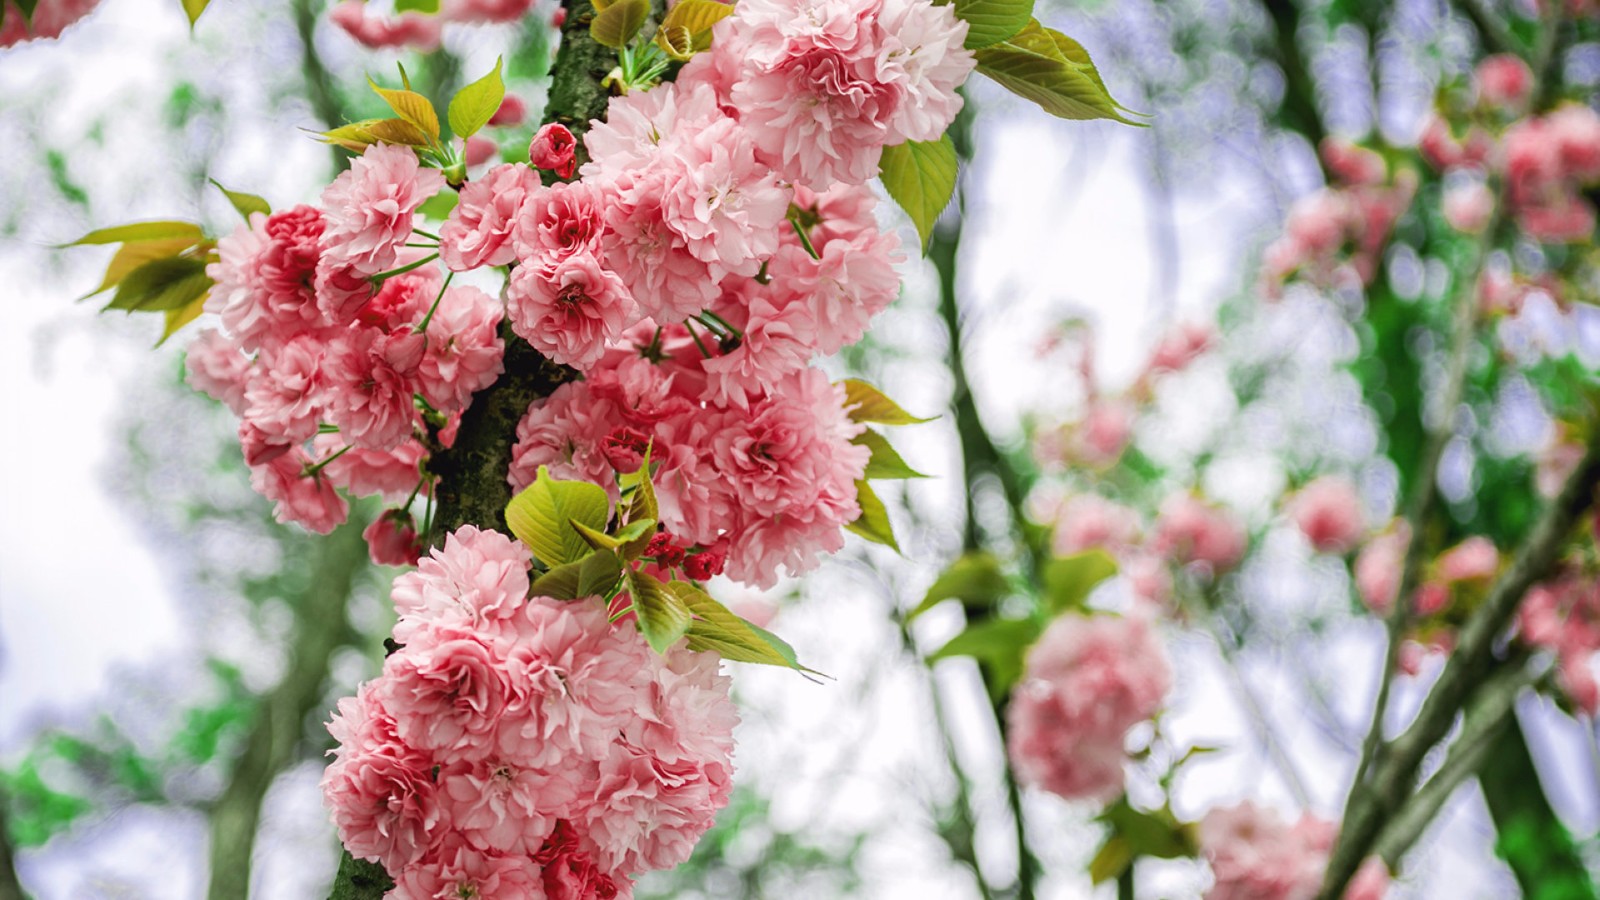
<box><xmin>208</xmin><ymin>511</ymin><xmax>370</xmax><ymax>900</ymax></box>
<box><xmin>292</xmin><ymin>0</ymin><xmax>347</xmax><ymax>173</ymax></box>
<box><xmin>1452</xmin><ymin>0</ymin><xmax>1518</xmax><ymax>56</ymax></box>
<box><xmin>1478</xmin><ymin>714</ymin><xmax>1597</xmax><ymax>896</ymax></box>
<box><xmin>1321</xmin><ymin>428</ymin><xmax>1600</xmax><ymax>896</ymax></box>
<box><xmin>1370</xmin><ymin>656</ymin><xmax>1542</xmax><ymax>867</ymax></box>
<box><xmin>0</xmin><ymin>790</ymin><xmax>25</xmax><ymax>900</ymax></box>
<box><xmin>1260</xmin><ymin>0</ymin><xmax>1328</xmax><ymax>151</ymax></box>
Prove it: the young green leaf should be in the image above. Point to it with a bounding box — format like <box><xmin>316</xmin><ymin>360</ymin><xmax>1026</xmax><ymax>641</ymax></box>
<box><xmin>1040</xmin><ymin>549</ymin><xmax>1117</xmax><ymax>617</ymax></box>
<box><xmin>855</xmin><ymin>429</ymin><xmax>928</xmax><ymax>480</ymax></box>
<box><xmin>974</xmin><ymin>21</ymin><xmax>1140</xmax><ymax>124</ymax></box>
<box><xmin>366</xmin><ymin>118</ymin><xmax>433</xmax><ymax>147</ymax></box>
<box><xmin>447</xmin><ymin>57</ymin><xmax>505</xmax><ymax>140</ymax></box>
<box><xmin>530</xmin><ymin>548</ymin><xmax>623</xmax><ymax>600</ymax></box>
<box><xmin>953</xmin><ymin>0</ymin><xmax>1033</xmax><ymax>49</ymax></box>
<box><xmin>159</xmin><ymin>293</ymin><xmax>209</xmax><ymax>346</ymax></box>
<box><xmin>368</xmin><ymin>80</ymin><xmax>441</xmax><ymax>142</ymax></box>
<box><xmin>667</xmin><ymin>581</ymin><xmax>818</xmax><ymax>673</ymax></box>
<box><xmin>208</xmin><ymin>180</ymin><xmax>270</xmax><ymax>220</ymax></box>
<box><xmin>1087</xmin><ymin>834</ymin><xmax>1133</xmax><ymax>884</ymax></box>
<box><xmin>590</xmin><ymin>0</ymin><xmax>649</xmax><ymax>48</ymax></box>
<box><xmin>315</xmin><ymin>120</ymin><xmax>385</xmax><ymax>153</ymax></box>
<box><xmin>395</xmin><ymin>0</ymin><xmax>441</xmax><ymax>11</ymax></box>
<box><xmin>81</xmin><ymin>237</ymin><xmax>204</xmax><ymax>299</ymax></box>
<box><xmin>878</xmin><ymin>136</ymin><xmax>958</xmax><ymax>251</ymax></box>
<box><xmin>845</xmin><ymin>480</ymin><xmax>899</xmax><ymax>551</ymax></box>
<box><xmin>106</xmin><ymin>257</ymin><xmax>212</xmax><ymax>313</ymax></box>
<box><xmin>624</xmin><ymin>569</ymin><xmax>692</xmax><ymax>654</ymax></box>
<box><xmin>505</xmin><ymin>467</ymin><xmax>612</xmax><ymax>567</ymax></box>
<box><xmin>181</xmin><ymin>0</ymin><xmax>210</xmax><ymax>27</ymax></box>
<box><xmin>64</xmin><ymin>221</ymin><xmax>205</xmax><ymax>247</ymax></box>
<box><xmin>927</xmin><ymin>616</ymin><xmax>1042</xmax><ymax>700</ymax></box>
<box><xmin>1097</xmin><ymin>797</ymin><xmax>1197</xmax><ymax>861</ymax></box>
<box><xmin>840</xmin><ymin>379</ymin><xmax>936</xmax><ymax>425</ymax></box>
<box><xmin>654</xmin><ymin>0</ymin><xmax>734</xmax><ymax>58</ymax></box>
<box><xmin>907</xmin><ymin>551</ymin><xmax>1010</xmax><ymax>621</ymax></box>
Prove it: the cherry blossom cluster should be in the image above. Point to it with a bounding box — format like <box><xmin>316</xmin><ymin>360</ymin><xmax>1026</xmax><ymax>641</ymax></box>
<box><xmin>1519</xmin><ymin>568</ymin><xmax>1600</xmax><ymax>714</ymax></box>
<box><xmin>331</xmin><ymin>0</ymin><xmax>544</xmax><ymax>51</ymax></box>
<box><xmin>0</xmin><ymin>0</ymin><xmax>99</xmax><ymax>45</ymax></box>
<box><xmin>187</xmin><ymin>143</ymin><xmax>506</xmax><ymax>559</ymax></box>
<box><xmin>1199</xmin><ymin>802</ymin><xmax>1390</xmax><ymax>900</ymax></box>
<box><xmin>322</xmin><ymin>526</ymin><xmax>737</xmax><ymax>897</ymax></box>
<box><xmin>1006</xmin><ymin>612</ymin><xmax>1171</xmax><ymax>801</ymax></box>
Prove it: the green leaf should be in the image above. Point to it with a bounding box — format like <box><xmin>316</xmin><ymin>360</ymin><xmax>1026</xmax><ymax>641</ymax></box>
<box><xmin>366</xmin><ymin>117</ymin><xmax>433</xmax><ymax>147</ymax></box>
<box><xmin>590</xmin><ymin>0</ymin><xmax>649</xmax><ymax>48</ymax></box>
<box><xmin>927</xmin><ymin>616</ymin><xmax>1041</xmax><ymax>699</ymax></box>
<box><xmin>1040</xmin><ymin>549</ymin><xmax>1118</xmax><ymax>617</ymax></box>
<box><xmin>395</xmin><ymin>0</ymin><xmax>440</xmax><ymax>11</ymax></box>
<box><xmin>953</xmin><ymin>0</ymin><xmax>1033</xmax><ymax>49</ymax></box>
<box><xmin>181</xmin><ymin>0</ymin><xmax>210</xmax><ymax>27</ymax></box>
<box><xmin>447</xmin><ymin>57</ymin><xmax>505</xmax><ymax>140</ymax></box>
<box><xmin>907</xmin><ymin>551</ymin><xmax>1010</xmax><ymax>621</ymax></box>
<box><xmin>530</xmin><ymin>549</ymin><xmax>622</xmax><ymax>600</ymax></box>
<box><xmin>570</xmin><ymin>517</ymin><xmax>656</xmax><ymax>561</ymax></box>
<box><xmin>841</xmin><ymin>379</ymin><xmax>936</xmax><ymax>425</ymax></box>
<box><xmin>974</xmin><ymin>21</ymin><xmax>1139</xmax><ymax>124</ymax></box>
<box><xmin>669</xmin><ymin>581</ymin><xmax>818</xmax><ymax>673</ymax></box>
<box><xmin>368</xmin><ymin>80</ymin><xmax>441</xmax><ymax>142</ymax></box>
<box><xmin>80</xmin><ymin>237</ymin><xmax>203</xmax><ymax>299</ymax></box>
<box><xmin>625</xmin><ymin>569</ymin><xmax>692</xmax><ymax>654</ymax></box>
<box><xmin>845</xmin><ymin>480</ymin><xmax>899</xmax><ymax>551</ymax></box>
<box><xmin>208</xmin><ymin>179</ymin><xmax>270</xmax><ymax>220</ymax></box>
<box><xmin>158</xmin><ymin>292</ymin><xmax>209</xmax><ymax>346</ymax></box>
<box><xmin>1088</xmin><ymin>835</ymin><xmax>1133</xmax><ymax>884</ymax></box>
<box><xmin>1098</xmin><ymin>797</ymin><xmax>1197</xmax><ymax>861</ymax></box>
<box><xmin>654</xmin><ymin>0</ymin><xmax>734</xmax><ymax>59</ymax></box>
<box><xmin>505</xmin><ymin>467</ymin><xmax>612</xmax><ymax>567</ymax></box>
<box><xmin>878</xmin><ymin>136</ymin><xmax>958</xmax><ymax>251</ymax></box>
<box><xmin>105</xmin><ymin>257</ymin><xmax>212</xmax><ymax>313</ymax></box>
<box><xmin>619</xmin><ymin>445</ymin><xmax>659</xmax><ymax>525</ymax></box>
<box><xmin>64</xmin><ymin>220</ymin><xmax>205</xmax><ymax>247</ymax></box>
<box><xmin>856</xmin><ymin>429</ymin><xmax>927</xmax><ymax>480</ymax></box>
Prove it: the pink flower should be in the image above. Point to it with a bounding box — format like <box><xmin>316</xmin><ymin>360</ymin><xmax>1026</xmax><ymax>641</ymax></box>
<box><xmin>599</xmin><ymin>170</ymin><xmax>721</xmax><ymax>323</ymax></box>
<box><xmin>319</xmin><ymin>143</ymin><xmax>445</xmax><ymax>274</ymax></box>
<box><xmin>506</xmin><ymin>253</ymin><xmax>638</xmax><ymax>370</ymax></box>
<box><xmin>329</xmin><ymin>0</ymin><xmax>442</xmax><ymax>50</ymax></box>
<box><xmin>391</xmin><ymin>524</ymin><xmax>533</xmax><ymax>643</ymax></box>
<box><xmin>441</xmin><ymin>0</ymin><xmax>536</xmax><ymax>23</ymax></box>
<box><xmin>365</xmin><ymin>512</ymin><xmax>423</xmax><ymax>567</ymax></box>
<box><xmin>1007</xmin><ymin>613</ymin><xmax>1171</xmax><ymax>801</ymax></box>
<box><xmin>321</xmin><ymin>684</ymin><xmax>443</xmax><ymax>871</ymax></box>
<box><xmin>185</xmin><ymin>328</ymin><xmax>253</xmax><ymax>415</ymax></box>
<box><xmin>1049</xmin><ymin>494</ymin><xmax>1141</xmax><ymax>556</ymax></box>
<box><xmin>250</xmin><ymin>448</ymin><xmax>349</xmax><ymax>534</ymax></box>
<box><xmin>1145</xmin><ymin>321</ymin><xmax>1215</xmax><ymax>375</ymax></box>
<box><xmin>242</xmin><ymin>334</ymin><xmax>326</xmax><ymax>447</ymax></box>
<box><xmin>1475</xmin><ymin>54</ymin><xmax>1533</xmax><ymax>111</ymax></box>
<box><xmin>321</xmin><ymin>328</ymin><xmax>426</xmax><ymax>451</ymax></box>
<box><xmin>315</xmin><ymin>435</ymin><xmax>426</xmax><ymax>501</ymax></box>
<box><xmin>514</xmin><ymin>180</ymin><xmax>609</xmax><ymax>264</ymax></box>
<box><xmin>378</xmin><ymin>623</ymin><xmax>514</xmax><ymax>763</ymax></box>
<box><xmin>0</xmin><ymin>0</ymin><xmax>100</xmax><ymax>45</ymax></box>
<box><xmin>1287</xmin><ymin>476</ymin><xmax>1365</xmax><ymax>554</ymax></box>
<box><xmin>875</xmin><ymin>0</ymin><xmax>975</xmax><ymax>144</ymax></box>
<box><xmin>531</xmin><ymin>124</ymin><xmax>578</xmax><ymax>179</ymax></box>
<box><xmin>1320</xmin><ymin>137</ymin><xmax>1387</xmax><ymax>186</ymax></box>
<box><xmin>417</xmin><ymin>285</ymin><xmax>506</xmax><ymax>414</ymax></box>
<box><xmin>440</xmin><ymin>163</ymin><xmax>537</xmax><ymax>270</ymax></box>
<box><xmin>437</xmin><ymin>757</ymin><xmax>573</xmax><ymax>855</ymax></box>
<box><xmin>205</xmin><ymin>207</ymin><xmax>328</xmax><ymax>353</ymax></box>
<box><xmin>389</xmin><ymin>838</ymin><xmax>545</xmax><ymax>900</ymax></box>
<box><xmin>1200</xmin><ymin>803</ymin><xmax>1341</xmax><ymax>900</ymax></box>
<box><xmin>1152</xmin><ymin>494</ymin><xmax>1247</xmax><ymax>571</ymax></box>
<box><xmin>1436</xmin><ymin>535</ymin><xmax>1498</xmax><ymax>583</ymax></box>
<box><xmin>1354</xmin><ymin>526</ymin><xmax>1408</xmax><ymax>615</ymax></box>
<box><xmin>490</xmin><ymin>95</ymin><xmax>528</xmax><ymax>127</ymax></box>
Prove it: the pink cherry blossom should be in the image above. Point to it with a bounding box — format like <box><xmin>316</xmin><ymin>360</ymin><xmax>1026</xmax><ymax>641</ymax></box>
<box><xmin>328</xmin><ymin>0</ymin><xmax>442</xmax><ymax>50</ymax></box>
<box><xmin>1007</xmin><ymin>613</ymin><xmax>1171</xmax><ymax>801</ymax></box>
<box><xmin>440</xmin><ymin>163</ymin><xmax>538</xmax><ymax>271</ymax></box>
<box><xmin>531</xmin><ymin>124</ymin><xmax>579</xmax><ymax>179</ymax></box>
<box><xmin>321</xmin><ymin>328</ymin><xmax>426</xmax><ymax>451</ymax></box>
<box><xmin>1287</xmin><ymin>476</ymin><xmax>1365</xmax><ymax>554</ymax></box>
<box><xmin>1152</xmin><ymin>494</ymin><xmax>1247</xmax><ymax>571</ymax></box>
<box><xmin>0</xmin><ymin>0</ymin><xmax>100</xmax><ymax>45</ymax></box>
<box><xmin>506</xmin><ymin>253</ymin><xmax>638</xmax><ymax>370</ymax></box>
<box><xmin>185</xmin><ymin>328</ymin><xmax>253</xmax><ymax>415</ymax></box>
<box><xmin>319</xmin><ymin>143</ymin><xmax>445</xmax><ymax>275</ymax></box>
<box><xmin>391</xmin><ymin>524</ymin><xmax>533</xmax><ymax>643</ymax></box>
<box><xmin>250</xmin><ymin>448</ymin><xmax>349</xmax><ymax>534</ymax></box>
<box><xmin>1475</xmin><ymin>54</ymin><xmax>1533</xmax><ymax>111</ymax></box>
<box><xmin>1354</xmin><ymin>525</ymin><xmax>1408</xmax><ymax>615</ymax></box>
<box><xmin>416</xmin><ymin>284</ymin><xmax>506</xmax><ymax>413</ymax></box>
<box><xmin>514</xmin><ymin>180</ymin><xmax>609</xmax><ymax>264</ymax></box>
<box><xmin>322</xmin><ymin>684</ymin><xmax>443</xmax><ymax>871</ymax></box>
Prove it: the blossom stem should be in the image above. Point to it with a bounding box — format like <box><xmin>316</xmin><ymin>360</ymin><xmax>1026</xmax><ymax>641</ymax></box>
<box><xmin>303</xmin><ymin>444</ymin><xmax>351</xmax><ymax>478</ymax></box>
<box><xmin>697</xmin><ymin>310</ymin><xmax>742</xmax><ymax>340</ymax></box>
<box><xmin>368</xmin><ymin>252</ymin><xmax>440</xmax><ymax>286</ymax></box>
<box><xmin>683</xmin><ymin>318</ymin><xmax>714</xmax><ymax>359</ymax></box>
<box><xmin>414</xmin><ymin>271</ymin><xmax>456</xmax><ymax>334</ymax></box>
<box><xmin>411</xmin><ymin>228</ymin><xmax>441</xmax><ymax>241</ymax></box>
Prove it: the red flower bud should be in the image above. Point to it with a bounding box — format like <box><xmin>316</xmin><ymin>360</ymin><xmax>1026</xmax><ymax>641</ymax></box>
<box><xmin>530</xmin><ymin>123</ymin><xmax>577</xmax><ymax>179</ymax></box>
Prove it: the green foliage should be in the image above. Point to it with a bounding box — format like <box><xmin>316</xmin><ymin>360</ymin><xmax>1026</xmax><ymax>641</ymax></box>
<box><xmin>417</xmin><ymin>188</ymin><xmax>460</xmax><ymax>220</ymax></box>
<box><xmin>624</xmin><ymin>568</ymin><xmax>693</xmax><ymax>653</ymax></box>
<box><xmin>1481</xmin><ymin>721</ymin><xmax>1598</xmax><ymax>900</ymax></box>
<box><xmin>841</xmin><ymin>379</ymin><xmax>936</xmax><ymax>425</ymax></box>
<box><xmin>368</xmin><ymin>79</ymin><xmax>441</xmax><ymax>143</ymax></box>
<box><xmin>878</xmin><ymin>136</ymin><xmax>959</xmax><ymax>251</ymax></box>
<box><xmin>845</xmin><ymin>480</ymin><xmax>900</xmax><ymax>550</ymax></box>
<box><xmin>209</xmin><ymin>179</ymin><xmax>271</xmax><ymax>220</ymax></box>
<box><xmin>673</xmin><ymin>581</ymin><xmax>816</xmax><ymax>672</ymax></box>
<box><xmin>954</xmin><ymin>0</ymin><xmax>1034</xmax><ymax>49</ymax></box>
<box><xmin>395</xmin><ymin>0</ymin><xmax>441</xmax><ymax>11</ymax></box>
<box><xmin>655</xmin><ymin>0</ymin><xmax>734</xmax><ymax>59</ymax></box>
<box><xmin>974</xmin><ymin>21</ymin><xmax>1138</xmax><ymax>124</ymax></box>
<box><xmin>1040</xmin><ymin>550</ymin><xmax>1117</xmax><ymax>617</ymax></box>
<box><xmin>908</xmin><ymin>551</ymin><xmax>1011</xmax><ymax>620</ymax></box>
<box><xmin>928</xmin><ymin>617</ymin><xmax>1042</xmax><ymax>701</ymax></box>
<box><xmin>181</xmin><ymin>0</ymin><xmax>210</xmax><ymax>27</ymax></box>
<box><xmin>172</xmin><ymin>660</ymin><xmax>256</xmax><ymax>765</ymax></box>
<box><xmin>66</xmin><ymin>220</ymin><xmax>205</xmax><ymax>246</ymax></box>
<box><xmin>591</xmin><ymin>0</ymin><xmax>650</xmax><ymax>49</ymax></box>
<box><xmin>530</xmin><ymin>548</ymin><xmax>623</xmax><ymax>600</ymax></box>
<box><xmin>856</xmin><ymin>429</ymin><xmax>927</xmax><ymax>479</ymax></box>
<box><xmin>106</xmin><ymin>256</ymin><xmax>211</xmax><ymax>313</ymax></box>
<box><xmin>45</xmin><ymin>149</ymin><xmax>89</xmax><ymax>209</ymax></box>
<box><xmin>504</xmin><ymin>467</ymin><xmax>613</xmax><ymax>568</ymax></box>
<box><xmin>1089</xmin><ymin>797</ymin><xmax>1197</xmax><ymax>883</ymax></box>
<box><xmin>447</xmin><ymin>57</ymin><xmax>505</xmax><ymax>140</ymax></box>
